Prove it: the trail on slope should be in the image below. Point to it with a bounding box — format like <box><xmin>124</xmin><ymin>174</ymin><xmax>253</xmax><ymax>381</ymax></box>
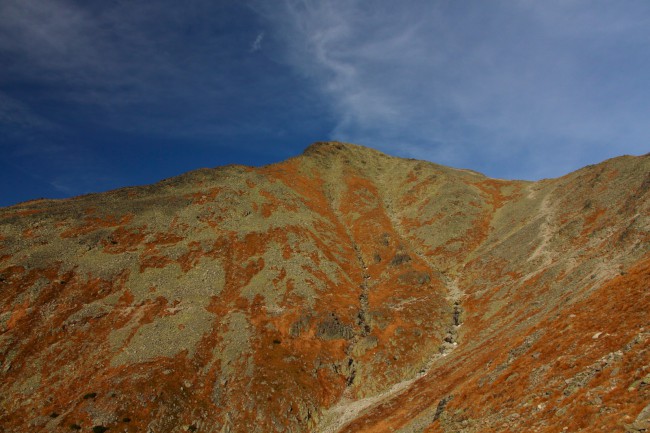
<box><xmin>315</xmin><ymin>374</ymin><xmax>418</xmax><ymax>433</ymax></box>
<box><xmin>527</xmin><ymin>187</ymin><xmax>555</xmax><ymax>267</ymax></box>
<box><xmin>314</xmin><ymin>347</ymin><xmax>458</xmax><ymax>433</ymax></box>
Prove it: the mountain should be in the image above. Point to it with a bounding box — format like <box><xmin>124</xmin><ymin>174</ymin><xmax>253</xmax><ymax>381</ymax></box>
<box><xmin>1</xmin><ymin>142</ymin><xmax>648</xmax><ymax>433</ymax></box>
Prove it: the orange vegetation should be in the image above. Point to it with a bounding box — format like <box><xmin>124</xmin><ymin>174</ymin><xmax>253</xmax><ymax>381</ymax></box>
<box><xmin>0</xmin><ymin>143</ymin><xmax>648</xmax><ymax>433</ymax></box>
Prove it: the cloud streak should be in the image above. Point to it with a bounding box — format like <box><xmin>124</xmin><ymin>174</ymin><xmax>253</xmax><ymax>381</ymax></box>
<box><xmin>0</xmin><ymin>0</ymin><xmax>278</xmax><ymax>129</ymax></box>
<box><xmin>253</xmin><ymin>0</ymin><xmax>650</xmax><ymax>179</ymax></box>
<box><xmin>0</xmin><ymin>93</ymin><xmax>57</xmax><ymax>132</ymax></box>
<box><xmin>251</xmin><ymin>32</ymin><xmax>265</xmax><ymax>52</ymax></box>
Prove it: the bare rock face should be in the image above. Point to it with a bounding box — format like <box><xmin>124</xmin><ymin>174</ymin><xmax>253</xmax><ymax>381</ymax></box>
<box><xmin>0</xmin><ymin>142</ymin><xmax>648</xmax><ymax>432</ymax></box>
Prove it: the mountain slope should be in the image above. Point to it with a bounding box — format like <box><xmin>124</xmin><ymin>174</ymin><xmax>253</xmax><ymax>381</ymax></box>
<box><xmin>1</xmin><ymin>142</ymin><xmax>648</xmax><ymax>432</ymax></box>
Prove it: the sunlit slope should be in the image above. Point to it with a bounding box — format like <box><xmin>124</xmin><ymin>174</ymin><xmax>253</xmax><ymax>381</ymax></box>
<box><xmin>1</xmin><ymin>142</ymin><xmax>648</xmax><ymax>432</ymax></box>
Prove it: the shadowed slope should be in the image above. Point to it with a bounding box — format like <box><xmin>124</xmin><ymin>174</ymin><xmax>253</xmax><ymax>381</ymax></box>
<box><xmin>0</xmin><ymin>142</ymin><xmax>648</xmax><ymax>432</ymax></box>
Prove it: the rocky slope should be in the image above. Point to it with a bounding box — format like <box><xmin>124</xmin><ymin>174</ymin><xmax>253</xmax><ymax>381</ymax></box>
<box><xmin>0</xmin><ymin>142</ymin><xmax>648</xmax><ymax>433</ymax></box>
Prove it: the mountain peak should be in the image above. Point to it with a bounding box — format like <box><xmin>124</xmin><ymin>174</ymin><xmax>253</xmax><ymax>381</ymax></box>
<box><xmin>302</xmin><ymin>141</ymin><xmax>389</xmax><ymax>159</ymax></box>
<box><xmin>303</xmin><ymin>141</ymin><xmax>360</xmax><ymax>154</ymax></box>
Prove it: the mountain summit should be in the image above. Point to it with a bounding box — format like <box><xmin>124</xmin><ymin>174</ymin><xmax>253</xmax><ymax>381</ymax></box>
<box><xmin>1</xmin><ymin>142</ymin><xmax>649</xmax><ymax>432</ymax></box>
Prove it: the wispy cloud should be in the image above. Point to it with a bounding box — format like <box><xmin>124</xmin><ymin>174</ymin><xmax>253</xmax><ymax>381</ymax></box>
<box><xmin>253</xmin><ymin>0</ymin><xmax>650</xmax><ymax>179</ymax></box>
<box><xmin>0</xmin><ymin>93</ymin><xmax>57</xmax><ymax>132</ymax></box>
<box><xmin>1</xmin><ymin>0</ymin><xmax>319</xmax><ymax>147</ymax></box>
<box><xmin>0</xmin><ymin>1</ymin><xmax>262</xmax><ymax>121</ymax></box>
<box><xmin>1</xmin><ymin>0</ymin><xmax>136</xmax><ymax>98</ymax></box>
<box><xmin>251</xmin><ymin>32</ymin><xmax>265</xmax><ymax>52</ymax></box>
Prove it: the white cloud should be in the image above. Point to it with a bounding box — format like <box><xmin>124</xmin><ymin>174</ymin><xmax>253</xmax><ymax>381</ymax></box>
<box><xmin>251</xmin><ymin>32</ymin><xmax>265</xmax><ymax>52</ymax></box>
<box><xmin>252</xmin><ymin>0</ymin><xmax>650</xmax><ymax>179</ymax></box>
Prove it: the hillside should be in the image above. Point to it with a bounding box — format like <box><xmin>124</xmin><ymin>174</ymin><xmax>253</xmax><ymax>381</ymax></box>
<box><xmin>1</xmin><ymin>142</ymin><xmax>648</xmax><ymax>432</ymax></box>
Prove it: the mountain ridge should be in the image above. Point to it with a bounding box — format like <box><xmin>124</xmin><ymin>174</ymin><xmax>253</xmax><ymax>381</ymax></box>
<box><xmin>5</xmin><ymin>141</ymin><xmax>646</xmax><ymax>210</ymax></box>
<box><xmin>1</xmin><ymin>142</ymin><xmax>648</xmax><ymax>432</ymax></box>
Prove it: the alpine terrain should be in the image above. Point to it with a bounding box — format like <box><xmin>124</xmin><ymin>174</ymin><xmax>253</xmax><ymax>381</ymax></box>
<box><xmin>1</xmin><ymin>142</ymin><xmax>648</xmax><ymax>432</ymax></box>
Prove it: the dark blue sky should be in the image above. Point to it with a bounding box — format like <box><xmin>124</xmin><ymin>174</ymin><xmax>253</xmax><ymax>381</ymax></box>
<box><xmin>2</xmin><ymin>0</ymin><xmax>649</xmax><ymax>207</ymax></box>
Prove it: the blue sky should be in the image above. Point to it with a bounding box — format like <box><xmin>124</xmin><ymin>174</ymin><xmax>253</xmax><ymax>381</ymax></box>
<box><xmin>1</xmin><ymin>0</ymin><xmax>649</xmax><ymax>207</ymax></box>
